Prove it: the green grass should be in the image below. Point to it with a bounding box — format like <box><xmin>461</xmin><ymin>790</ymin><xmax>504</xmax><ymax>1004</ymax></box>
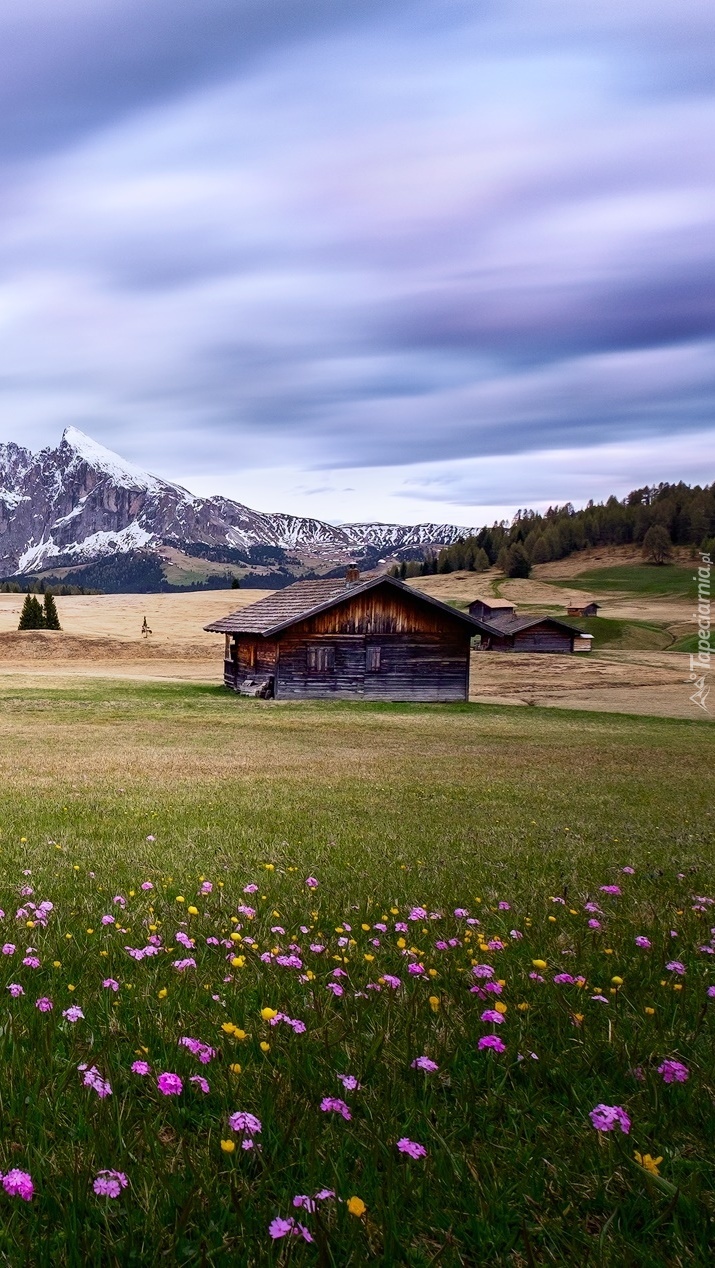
<box><xmin>555</xmin><ymin>565</ymin><xmax>696</xmax><ymax>600</ymax></box>
<box><xmin>0</xmin><ymin>681</ymin><xmax>712</xmax><ymax>1265</ymax></box>
<box><xmin>571</xmin><ymin>616</ymin><xmax>674</xmax><ymax>651</ymax></box>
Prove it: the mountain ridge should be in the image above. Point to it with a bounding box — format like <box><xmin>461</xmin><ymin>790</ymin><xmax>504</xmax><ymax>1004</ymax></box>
<box><xmin>0</xmin><ymin>428</ymin><xmax>477</xmax><ymax>587</ymax></box>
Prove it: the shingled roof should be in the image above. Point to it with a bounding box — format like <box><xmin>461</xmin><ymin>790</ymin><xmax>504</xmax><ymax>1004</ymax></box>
<box><xmin>204</xmin><ymin>574</ymin><xmax>483</xmax><ymax>637</ymax></box>
<box><xmin>482</xmin><ymin>612</ymin><xmax>583</xmax><ymax>636</ymax></box>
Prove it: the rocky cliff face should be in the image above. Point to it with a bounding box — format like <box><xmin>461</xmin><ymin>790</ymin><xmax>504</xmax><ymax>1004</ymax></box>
<box><xmin>0</xmin><ymin>428</ymin><xmax>476</xmax><ymax>578</ymax></box>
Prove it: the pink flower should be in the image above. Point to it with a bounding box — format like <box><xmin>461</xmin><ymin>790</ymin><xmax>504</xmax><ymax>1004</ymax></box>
<box><xmin>658</xmin><ymin>1059</ymin><xmax>689</xmax><ymax>1084</ymax></box>
<box><xmin>243</xmin><ymin>884</ymin><xmax>258</xmax><ymax>894</ymax></box>
<box><xmin>35</xmin><ymin>997</ymin><xmax>53</xmax><ymax>1012</ymax></box>
<box><xmin>635</xmin><ymin>937</ymin><xmax>651</xmax><ymax>949</ymax></box>
<box><xmin>101</xmin><ymin>915</ymin><xmax>115</xmax><ymax>926</ymax></box>
<box><xmin>2</xmin><ymin>944</ymin><xmax>15</xmax><ymax>956</ymax></box>
<box><xmin>102</xmin><ymin>978</ymin><xmax>120</xmax><ymax>991</ymax></box>
<box><xmin>190</xmin><ymin>1075</ymin><xmax>210</xmax><ymax>1094</ymax></box>
<box><xmin>407</xmin><ymin>963</ymin><xmax>425</xmax><ymax>976</ymax></box>
<box><xmin>553</xmin><ymin>974</ymin><xmax>575</xmax><ymax>985</ymax></box>
<box><xmin>589</xmin><ymin>1104</ymin><xmax>631</xmax><ymax>1133</ymax></box>
<box><xmin>93</xmin><ymin>1170</ymin><xmax>128</xmax><ymax>1198</ymax></box>
<box><xmin>622</xmin><ymin>866</ymin><xmax>635</xmax><ymax>874</ymax></box>
<box><xmin>320</xmin><ymin>1097</ymin><xmax>351</xmax><ymax>1121</ymax></box>
<box><xmin>382</xmin><ymin>973</ymin><xmax>401</xmax><ymax>989</ymax></box>
<box><xmin>326</xmin><ymin>982</ymin><xmax>344</xmax><ymax>997</ymax></box>
<box><xmin>172</xmin><ymin>958</ymin><xmax>196</xmax><ymax>971</ymax></box>
<box><xmin>141</xmin><ymin>881</ymin><xmax>154</xmax><ymax>891</ymax></box>
<box><xmin>146</xmin><ymin>835</ymin><xmax>156</xmax><ymax>842</ymax></box>
<box><xmin>411</xmin><ymin>1056</ymin><xmax>439</xmax><ymax>1072</ymax></box>
<box><xmin>268</xmin><ymin>1217</ymin><xmax>313</xmax><ymax>1242</ymax></box>
<box><xmin>79</xmin><ymin>1064</ymin><xmax>112</xmax><ymax>1098</ymax></box>
<box><xmin>305</xmin><ymin>877</ymin><xmax>319</xmax><ymax>889</ymax></box>
<box><xmin>665</xmin><ymin>961</ymin><xmax>686</xmax><ymax>975</ymax></box>
<box><xmin>179</xmin><ymin>1036</ymin><xmax>215</xmax><ymax>1064</ymax></box>
<box><xmin>396</xmin><ymin>1138</ymin><xmax>427</xmax><ymax>1159</ymax></box>
<box><xmin>199</xmin><ymin>881</ymin><xmax>213</xmax><ymax>895</ymax></box>
<box><xmin>480</xmin><ymin>1010</ymin><xmax>505</xmax><ymax>1025</ymax></box>
<box><xmin>7</xmin><ymin>984</ymin><xmax>23</xmax><ymax>997</ymax></box>
<box><xmin>337</xmin><ymin>1073</ymin><xmax>361</xmax><ymax>1090</ymax></box>
<box><xmin>599</xmin><ymin>886</ymin><xmax>621</xmax><ymax>896</ymax></box>
<box><xmin>1</xmin><ymin>1170</ymin><xmax>34</xmax><ymax>1201</ymax></box>
<box><xmin>228</xmin><ymin>1111</ymin><xmax>262</xmax><ymax>1136</ymax></box>
<box><xmin>157</xmin><ymin>1072</ymin><xmax>183</xmax><ymax>1096</ymax></box>
<box><xmin>62</xmin><ymin>1005</ymin><xmax>84</xmax><ymax>1023</ymax></box>
<box><xmin>472</xmin><ymin>964</ymin><xmax>495</xmax><ymax>979</ymax></box>
<box><xmin>708</xmin><ymin>986</ymin><xmax>715</xmax><ymax>998</ymax></box>
<box><xmin>478</xmin><ymin>1035</ymin><xmax>506</xmax><ymax>1053</ymax></box>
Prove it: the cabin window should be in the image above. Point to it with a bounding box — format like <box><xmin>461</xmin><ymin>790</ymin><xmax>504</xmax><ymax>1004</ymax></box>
<box><xmin>307</xmin><ymin>644</ymin><xmax>335</xmax><ymax>672</ymax></box>
<box><xmin>366</xmin><ymin>646</ymin><xmax>381</xmax><ymax>672</ymax></box>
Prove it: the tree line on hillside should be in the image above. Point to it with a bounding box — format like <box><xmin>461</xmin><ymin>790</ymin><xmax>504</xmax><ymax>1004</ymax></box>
<box><xmin>391</xmin><ymin>481</ymin><xmax>715</xmax><ymax>579</ymax></box>
<box><xmin>17</xmin><ymin>592</ymin><xmax>61</xmax><ymax>630</ymax></box>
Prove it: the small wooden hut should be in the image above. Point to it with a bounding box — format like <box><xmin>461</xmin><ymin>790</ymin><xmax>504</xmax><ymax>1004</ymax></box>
<box><xmin>204</xmin><ymin>569</ymin><xmax>482</xmax><ymax>701</ymax></box>
<box><xmin>566</xmin><ymin>601</ymin><xmax>600</xmax><ymax>617</ymax></box>
<box><xmin>473</xmin><ymin>611</ymin><xmax>590</xmax><ymax>653</ymax></box>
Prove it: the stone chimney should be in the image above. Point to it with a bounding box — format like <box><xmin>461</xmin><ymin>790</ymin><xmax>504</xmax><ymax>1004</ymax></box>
<box><xmin>345</xmin><ymin>563</ymin><xmax>360</xmax><ymax>587</ymax></box>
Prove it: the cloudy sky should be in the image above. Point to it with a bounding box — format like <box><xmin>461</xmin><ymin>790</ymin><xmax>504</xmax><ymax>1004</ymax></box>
<box><xmin>0</xmin><ymin>0</ymin><xmax>713</xmax><ymax>527</ymax></box>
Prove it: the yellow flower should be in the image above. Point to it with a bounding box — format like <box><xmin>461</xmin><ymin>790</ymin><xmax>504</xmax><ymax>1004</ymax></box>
<box><xmin>158</xmin><ymin>988</ymin><xmax>168</xmax><ymax>999</ymax></box>
<box><xmin>220</xmin><ymin>1139</ymin><xmax>236</xmax><ymax>1153</ymax></box>
<box><xmin>263</xmin><ymin>863</ymin><xmax>275</xmax><ymax>871</ymax></box>
<box><xmin>260</xmin><ymin>1007</ymin><xmax>278</xmax><ymax>1021</ymax></box>
<box><xmin>86</xmin><ymin>928</ymin><xmax>94</xmax><ymax>935</ymax></box>
<box><xmin>572</xmin><ymin>1012</ymin><xmax>585</xmax><ymax>1025</ymax></box>
<box><xmin>347</xmin><ymin>1197</ymin><xmax>366</xmax><ymax>1217</ymax></box>
<box><xmin>65</xmin><ymin>933</ymin><xmax>73</xmax><ymax>940</ymax></box>
<box><xmin>188</xmin><ymin>906</ymin><xmax>198</xmax><ymax>916</ymax></box>
<box><xmin>390</xmin><ymin>907</ymin><xmax>399</xmax><ymax>915</ymax></box>
<box><xmin>67</xmin><ymin>984</ymin><xmax>75</xmax><ymax>992</ymax></box>
<box><xmin>495</xmin><ymin>1001</ymin><xmax>507</xmax><ymax>1014</ymax></box>
<box><xmin>364</xmin><ymin>953</ymin><xmax>374</xmax><ymax>962</ymax></box>
<box><xmin>230</xmin><ymin>932</ymin><xmax>242</xmax><ymax>942</ymax></box>
<box><xmin>673</xmin><ymin>983</ymin><xmax>683</xmax><ymax>992</ymax></box>
<box><xmin>99</xmin><ymin>950</ymin><xmax>108</xmax><ymax>958</ymax></box>
<box><xmin>26</xmin><ymin>920</ymin><xmax>35</xmax><ymax>929</ymax></box>
<box><xmin>645</xmin><ymin>1006</ymin><xmax>655</xmax><ymax>1015</ymax></box>
<box><xmin>361</xmin><ymin>924</ymin><xmax>370</xmax><ymax>932</ymax></box>
<box><xmin>604</xmin><ymin>948</ymin><xmax>614</xmax><ymax>955</ymax></box>
<box><xmin>635</xmin><ymin>1152</ymin><xmax>662</xmax><ymax>1176</ymax></box>
<box><xmin>532</xmin><ymin>959</ymin><xmax>547</xmax><ymax>970</ymax></box>
<box><xmin>396</xmin><ymin>938</ymin><xmax>406</xmax><ymax>949</ymax></box>
<box><xmin>175</xmin><ymin>896</ymin><xmax>185</xmax><ymax>903</ymax></box>
<box><xmin>53</xmin><ymin>960</ymin><xmax>61</xmax><ymax>969</ymax></box>
<box><xmin>428</xmin><ymin>968</ymin><xmax>437</xmax><ymax>978</ymax></box>
<box><xmin>517</xmin><ymin>1002</ymin><xmax>529</xmax><ymax>1011</ymax></box>
<box><xmin>428</xmin><ymin>995</ymin><xmax>440</xmax><ymax>1013</ymax></box>
<box><xmin>260</xmin><ymin>1041</ymin><xmax>270</xmax><ymax>1053</ymax></box>
<box><xmin>229</xmin><ymin>1063</ymin><xmax>242</xmax><ymax>1075</ymax></box>
<box><xmin>231</xmin><ymin>956</ymin><xmax>245</xmax><ymax>969</ymax></box>
<box><xmin>611</xmin><ymin>976</ymin><xmax>624</xmax><ymax>985</ymax></box>
<box><xmin>548</xmin><ymin>916</ymin><xmax>557</xmax><ymax>923</ymax></box>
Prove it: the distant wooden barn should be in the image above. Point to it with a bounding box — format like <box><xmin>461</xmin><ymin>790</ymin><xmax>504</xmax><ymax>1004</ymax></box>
<box><xmin>205</xmin><ymin>569</ymin><xmax>482</xmax><ymax>701</ymax></box>
<box><xmin>468</xmin><ymin>604</ymin><xmax>592</xmax><ymax>653</ymax></box>
<box><xmin>566</xmin><ymin>600</ymin><xmax>601</xmax><ymax>617</ymax></box>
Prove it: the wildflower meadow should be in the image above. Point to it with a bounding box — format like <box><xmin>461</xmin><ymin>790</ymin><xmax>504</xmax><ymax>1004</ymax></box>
<box><xmin>0</xmin><ymin>681</ymin><xmax>712</xmax><ymax>1265</ymax></box>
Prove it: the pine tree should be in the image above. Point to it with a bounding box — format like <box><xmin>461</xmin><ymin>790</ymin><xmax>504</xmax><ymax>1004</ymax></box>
<box><xmin>18</xmin><ymin>594</ymin><xmax>45</xmax><ymax>630</ymax></box>
<box><xmin>504</xmin><ymin>543</ymin><xmax>532</xmax><ymax>578</ymax></box>
<box><xmin>43</xmin><ymin>591</ymin><xmax>61</xmax><ymax>630</ymax></box>
<box><xmin>231</xmin><ymin>577</ymin><xmax>241</xmax><ymax>589</ymax></box>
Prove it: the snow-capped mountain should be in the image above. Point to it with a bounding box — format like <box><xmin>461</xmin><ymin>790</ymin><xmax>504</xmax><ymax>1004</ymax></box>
<box><xmin>0</xmin><ymin>428</ymin><xmax>477</xmax><ymax>582</ymax></box>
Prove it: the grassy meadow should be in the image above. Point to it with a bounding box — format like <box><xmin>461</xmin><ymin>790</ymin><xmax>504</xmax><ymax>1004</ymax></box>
<box><xmin>0</xmin><ymin>680</ymin><xmax>713</xmax><ymax>1265</ymax></box>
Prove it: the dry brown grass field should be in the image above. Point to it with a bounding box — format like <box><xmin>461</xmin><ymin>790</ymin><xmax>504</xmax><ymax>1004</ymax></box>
<box><xmin>0</xmin><ymin>549</ymin><xmax>706</xmax><ymax>720</ymax></box>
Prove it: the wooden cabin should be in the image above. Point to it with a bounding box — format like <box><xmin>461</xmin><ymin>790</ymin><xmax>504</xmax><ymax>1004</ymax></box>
<box><xmin>472</xmin><ymin>611</ymin><xmax>590</xmax><ymax>653</ymax></box>
<box><xmin>204</xmin><ymin>569</ymin><xmax>483</xmax><ymax>701</ymax></box>
<box><xmin>468</xmin><ymin>598</ymin><xmax>516</xmax><ymax>622</ymax></box>
<box><xmin>566</xmin><ymin>601</ymin><xmax>600</xmax><ymax>617</ymax></box>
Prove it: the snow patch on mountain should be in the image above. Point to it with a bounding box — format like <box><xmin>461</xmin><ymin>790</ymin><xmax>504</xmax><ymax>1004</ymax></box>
<box><xmin>61</xmin><ymin>427</ymin><xmax>193</xmax><ymax>499</ymax></box>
